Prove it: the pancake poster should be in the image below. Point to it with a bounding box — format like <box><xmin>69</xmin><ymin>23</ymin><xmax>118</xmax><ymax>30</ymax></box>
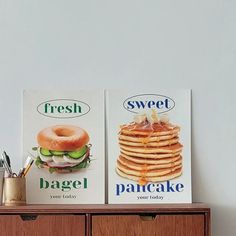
<box><xmin>23</xmin><ymin>90</ymin><xmax>105</xmax><ymax>204</ymax></box>
<box><xmin>107</xmin><ymin>90</ymin><xmax>192</xmax><ymax>203</ymax></box>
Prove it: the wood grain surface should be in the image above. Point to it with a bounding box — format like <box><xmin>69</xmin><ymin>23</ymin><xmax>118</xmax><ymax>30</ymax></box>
<box><xmin>0</xmin><ymin>204</ymin><xmax>210</xmax><ymax>236</ymax></box>
<box><xmin>92</xmin><ymin>214</ymin><xmax>205</xmax><ymax>236</ymax></box>
<box><xmin>0</xmin><ymin>203</ymin><xmax>209</xmax><ymax>214</ymax></box>
<box><xmin>0</xmin><ymin>215</ymin><xmax>85</xmax><ymax>236</ymax></box>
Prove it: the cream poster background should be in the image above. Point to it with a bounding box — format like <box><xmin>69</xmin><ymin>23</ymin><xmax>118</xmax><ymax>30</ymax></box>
<box><xmin>23</xmin><ymin>90</ymin><xmax>105</xmax><ymax>204</ymax></box>
<box><xmin>107</xmin><ymin>90</ymin><xmax>191</xmax><ymax>203</ymax></box>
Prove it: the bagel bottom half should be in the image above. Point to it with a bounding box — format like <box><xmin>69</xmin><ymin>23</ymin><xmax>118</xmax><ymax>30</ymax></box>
<box><xmin>41</xmin><ymin>164</ymin><xmax>84</xmax><ymax>173</ymax></box>
<box><xmin>39</xmin><ymin>156</ymin><xmax>90</xmax><ymax>174</ymax></box>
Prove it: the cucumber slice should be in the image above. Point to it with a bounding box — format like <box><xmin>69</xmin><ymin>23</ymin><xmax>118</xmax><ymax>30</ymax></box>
<box><xmin>68</xmin><ymin>146</ymin><xmax>87</xmax><ymax>159</ymax></box>
<box><xmin>50</xmin><ymin>150</ymin><xmax>66</xmax><ymax>156</ymax></box>
<box><xmin>40</xmin><ymin>148</ymin><xmax>52</xmax><ymax>156</ymax></box>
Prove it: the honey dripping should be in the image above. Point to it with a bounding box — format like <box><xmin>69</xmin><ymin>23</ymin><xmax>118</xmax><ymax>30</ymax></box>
<box><xmin>138</xmin><ymin>164</ymin><xmax>148</xmax><ymax>186</ymax></box>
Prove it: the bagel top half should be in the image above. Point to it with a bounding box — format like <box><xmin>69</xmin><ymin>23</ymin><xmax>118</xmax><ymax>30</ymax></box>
<box><xmin>37</xmin><ymin>125</ymin><xmax>89</xmax><ymax>151</ymax></box>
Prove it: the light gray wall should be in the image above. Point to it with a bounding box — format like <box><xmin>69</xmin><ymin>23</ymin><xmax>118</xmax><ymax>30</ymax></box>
<box><xmin>0</xmin><ymin>1</ymin><xmax>235</xmax><ymax>235</ymax></box>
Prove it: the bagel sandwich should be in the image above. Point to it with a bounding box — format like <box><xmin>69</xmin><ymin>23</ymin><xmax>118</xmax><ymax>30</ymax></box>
<box><xmin>34</xmin><ymin>125</ymin><xmax>91</xmax><ymax>173</ymax></box>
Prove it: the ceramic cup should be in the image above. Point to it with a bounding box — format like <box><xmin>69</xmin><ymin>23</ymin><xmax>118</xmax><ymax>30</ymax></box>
<box><xmin>4</xmin><ymin>177</ymin><xmax>26</xmax><ymax>206</ymax></box>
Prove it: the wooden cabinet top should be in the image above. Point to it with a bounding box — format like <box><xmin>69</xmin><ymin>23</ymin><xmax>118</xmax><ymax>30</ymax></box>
<box><xmin>0</xmin><ymin>203</ymin><xmax>210</xmax><ymax>214</ymax></box>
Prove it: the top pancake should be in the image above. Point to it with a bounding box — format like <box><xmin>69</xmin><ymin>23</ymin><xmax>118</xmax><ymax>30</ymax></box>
<box><xmin>120</xmin><ymin>120</ymin><xmax>180</xmax><ymax>136</ymax></box>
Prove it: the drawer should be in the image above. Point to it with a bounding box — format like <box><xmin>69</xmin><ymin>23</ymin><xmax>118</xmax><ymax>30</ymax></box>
<box><xmin>0</xmin><ymin>214</ymin><xmax>85</xmax><ymax>236</ymax></box>
<box><xmin>92</xmin><ymin>214</ymin><xmax>205</xmax><ymax>236</ymax></box>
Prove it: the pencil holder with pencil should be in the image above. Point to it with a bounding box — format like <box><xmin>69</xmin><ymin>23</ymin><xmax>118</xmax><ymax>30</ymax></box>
<box><xmin>4</xmin><ymin>177</ymin><xmax>26</xmax><ymax>206</ymax></box>
<box><xmin>0</xmin><ymin>151</ymin><xmax>34</xmax><ymax>205</ymax></box>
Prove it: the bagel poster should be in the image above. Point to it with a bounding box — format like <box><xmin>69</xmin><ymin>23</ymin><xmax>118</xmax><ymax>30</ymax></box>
<box><xmin>107</xmin><ymin>90</ymin><xmax>192</xmax><ymax>203</ymax></box>
<box><xmin>23</xmin><ymin>90</ymin><xmax>105</xmax><ymax>204</ymax></box>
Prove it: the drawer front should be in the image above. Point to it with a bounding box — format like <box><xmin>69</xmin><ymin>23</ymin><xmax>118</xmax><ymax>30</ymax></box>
<box><xmin>92</xmin><ymin>214</ymin><xmax>205</xmax><ymax>236</ymax></box>
<box><xmin>0</xmin><ymin>215</ymin><xmax>85</xmax><ymax>236</ymax></box>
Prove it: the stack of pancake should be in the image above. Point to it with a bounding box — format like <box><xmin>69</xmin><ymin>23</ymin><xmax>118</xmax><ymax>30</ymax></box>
<box><xmin>116</xmin><ymin>114</ymin><xmax>183</xmax><ymax>185</ymax></box>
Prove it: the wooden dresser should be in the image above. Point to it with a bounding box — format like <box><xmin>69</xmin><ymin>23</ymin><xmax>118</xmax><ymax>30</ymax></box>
<box><xmin>0</xmin><ymin>203</ymin><xmax>210</xmax><ymax>236</ymax></box>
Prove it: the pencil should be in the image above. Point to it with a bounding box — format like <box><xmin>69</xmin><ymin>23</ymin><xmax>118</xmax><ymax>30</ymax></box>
<box><xmin>22</xmin><ymin>160</ymin><xmax>34</xmax><ymax>177</ymax></box>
